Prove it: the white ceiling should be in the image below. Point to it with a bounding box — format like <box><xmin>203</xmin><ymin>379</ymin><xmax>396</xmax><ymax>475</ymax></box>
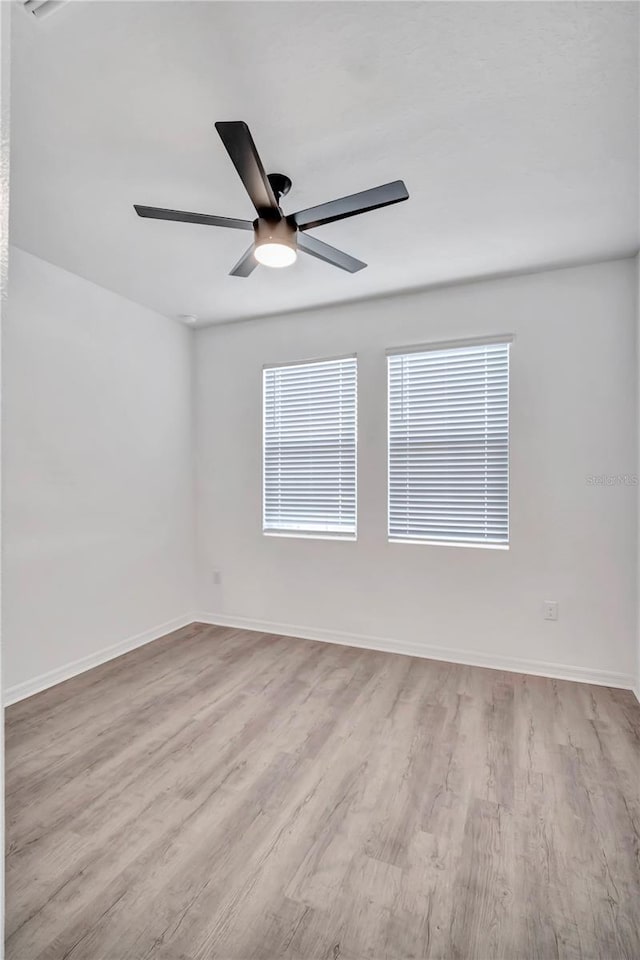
<box><xmin>10</xmin><ymin>1</ymin><xmax>640</xmax><ymax>325</ymax></box>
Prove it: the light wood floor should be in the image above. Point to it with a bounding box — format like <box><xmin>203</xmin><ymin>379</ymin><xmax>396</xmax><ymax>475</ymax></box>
<box><xmin>5</xmin><ymin>623</ymin><xmax>640</xmax><ymax>960</ymax></box>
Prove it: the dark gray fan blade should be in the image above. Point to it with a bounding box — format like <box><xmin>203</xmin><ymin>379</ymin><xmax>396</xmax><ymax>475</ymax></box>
<box><xmin>229</xmin><ymin>244</ymin><xmax>258</xmax><ymax>277</ymax></box>
<box><xmin>134</xmin><ymin>205</ymin><xmax>253</xmax><ymax>230</ymax></box>
<box><xmin>215</xmin><ymin>121</ymin><xmax>279</xmax><ymax>217</ymax></box>
<box><xmin>293</xmin><ymin>180</ymin><xmax>408</xmax><ymax>231</ymax></box>
<box><xmin>297</xmin><ymin>232</ymin><xmax>366</xmax><ymax>273</ymax></box>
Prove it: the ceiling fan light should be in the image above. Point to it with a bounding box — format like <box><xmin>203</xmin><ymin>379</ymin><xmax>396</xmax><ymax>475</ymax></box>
<box><xmin>254</xmin><ymin>242</ymin><xmax>297</xmax><ymax>268</ymax></box>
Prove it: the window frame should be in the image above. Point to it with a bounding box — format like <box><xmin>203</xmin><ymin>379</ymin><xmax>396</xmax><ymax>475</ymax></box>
<box><xmin>262</xmin><ymin>353</ymin><xmax>358</xmax><ymax>541</ymax></box>
<box><xmin>386</xmin><ymin>335</ymin><xmax>512</xmax><ymax>549</ymax></box>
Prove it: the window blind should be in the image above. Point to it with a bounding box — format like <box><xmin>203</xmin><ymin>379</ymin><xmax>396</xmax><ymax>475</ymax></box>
<box><xmin>263</xmin><ymin>356</ymin><xmax>357</xmax><ymax>537</ymax></box>
<box><xmin>388</xmin><ymin>340</ymin><xmax>510</xmax><ymax>545</ymax></box>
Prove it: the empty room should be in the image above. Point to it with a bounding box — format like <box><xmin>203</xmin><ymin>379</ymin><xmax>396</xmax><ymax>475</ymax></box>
<box><xmin>1</xmin><ymin>1</ymin><xmax>639</xmax><ymax>958</ymax></box>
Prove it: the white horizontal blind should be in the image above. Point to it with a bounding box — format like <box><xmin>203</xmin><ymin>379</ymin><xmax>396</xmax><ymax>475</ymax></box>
<box><xmin>263</xmin><ymin>356</ymin><xmax>357</xmax><ymax>536</ymax></box>
<box><xmin>388</xmin><ymin>340</ymin><xmax>510</xmax><ymax>545</ymax></box>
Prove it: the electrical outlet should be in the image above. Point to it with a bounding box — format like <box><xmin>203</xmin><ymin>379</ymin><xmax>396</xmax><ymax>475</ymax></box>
<box><xmin>212</xmin><ymin>570</ymin><xmax>222</xmax><ymax>586</ymax></box>
<box><xmin>543</xmin><ymin>600</ymin><xmax>558</xmax><ymax>621</ymax></box>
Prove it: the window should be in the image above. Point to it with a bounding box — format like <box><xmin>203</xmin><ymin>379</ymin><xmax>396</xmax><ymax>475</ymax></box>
<box><xmin>263</xmin><ymin>356</ymin><xmax>357</xmax><ymax>538</ymax></box>
<box><xmin>388</xmin><ymin>338</ymin><xmax>510</xmax><ymax>546</ymax></box>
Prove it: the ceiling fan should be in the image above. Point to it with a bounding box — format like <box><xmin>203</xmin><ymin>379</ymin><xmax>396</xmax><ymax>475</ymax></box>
<box><xmin>134</xmin><ymin>121</ymin><xmax>409</xmax><ymax>277</ymax></box>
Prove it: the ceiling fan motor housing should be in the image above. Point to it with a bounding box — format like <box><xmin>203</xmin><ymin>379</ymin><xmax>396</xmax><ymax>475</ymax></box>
<box><xmin>254</xmin><ymin>215</ymin><xmax>297</xmax><ymax>254</ymax></box>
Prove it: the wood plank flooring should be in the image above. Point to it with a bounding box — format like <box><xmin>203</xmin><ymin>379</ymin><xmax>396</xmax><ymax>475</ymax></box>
<box><xmin>5</xmin><ymin>623</ymin><xmax>640</xmax><ymax>959</ymax></box>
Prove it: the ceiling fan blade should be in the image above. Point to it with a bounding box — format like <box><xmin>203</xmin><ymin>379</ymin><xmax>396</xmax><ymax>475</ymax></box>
<box><xmin>293</xmin><ymin>180</ymin><xmax>408</xmax><ymax>231</ymax></box>
<box><xmin>229</xmin><ymin>244</ymin><xmax>258</xmax><ymax>277</ymax></box>
<box><xmin>215</xmin><ymin>121</ymin><xmax>279</xmax><ymax>218</ymax></box>
<box><xmin>134</xmin><ymin>205</ymin><xmax>253</xmax><ymax>230</ymax></box>
<box><xmin>297</xmin><ymin>232</ymin><xmax>366</xmax><ymax>273</ymax></box>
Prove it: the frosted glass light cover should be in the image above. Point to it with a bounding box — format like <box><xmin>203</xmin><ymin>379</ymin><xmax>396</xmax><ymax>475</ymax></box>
<box><xmin>254</xmin><ymin>243</ymin><xmax>297</xmax><ymax>268</ymax></box>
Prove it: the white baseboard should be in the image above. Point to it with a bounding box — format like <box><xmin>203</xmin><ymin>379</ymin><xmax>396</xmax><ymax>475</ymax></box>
<box><xmin>196</xmin><ymin>611</ymin><xmax>635</xmax><ymax>691</ymax></box>
<box><xmin>5</xmin><ymin>611</ymin><xmax>635</xmax><ymax>705</ymax></box>
<box><xmin>3</xmin><ymin>614</ymin><xmax>195</xmax><ymax>706</ymax></box>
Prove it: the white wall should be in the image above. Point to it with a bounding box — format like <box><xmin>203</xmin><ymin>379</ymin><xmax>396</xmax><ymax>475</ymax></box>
<box><xmin>0</xmin><ymin>1</ymin><xmax>10</xmax><ymax>948</ymax></box>
<box><xmin>3</xmin><ymin>247</ymin><xmax>195</xmax><ymax>698</ymax></box>
<box><xmin>637</xmin><ymin>252</ymin><xmax>640</xmax><ymax>701</ymax></box>
<box><xmin>195</xmin><ymin>258</ymin><xmax>638</xmax><ymax>687</ymax></box>
<box><xmin>4</xmin><ymin>253</ymin><xmax>637</xmax><ymax>697</ymax></box>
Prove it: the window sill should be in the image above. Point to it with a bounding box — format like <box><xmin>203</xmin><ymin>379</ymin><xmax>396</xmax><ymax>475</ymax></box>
<box><xmin>388</xmin><ymin>537</ymin><xmax>509</xmax><ymax>550</ymax></box>
<box><xmin>263</xmin><ymin>530</ymin><xmax>357</xmax><ymax>543</ymax></box>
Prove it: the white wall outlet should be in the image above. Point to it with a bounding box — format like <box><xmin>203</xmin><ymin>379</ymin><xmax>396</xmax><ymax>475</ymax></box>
<box><xmin>543</xmin><ymin>600</ymin><xmax>558</xmax><ymax>621</ymax></box>
<box><xmin>212</xmin><ymin>569</ymin><xmax>222</xmax><ymax>585</ymax></box>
